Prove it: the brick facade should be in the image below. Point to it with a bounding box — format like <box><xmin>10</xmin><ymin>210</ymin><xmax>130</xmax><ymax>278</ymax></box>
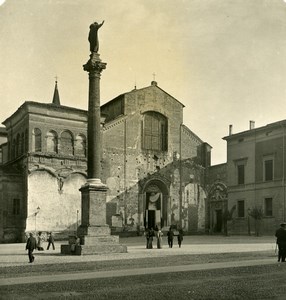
<box><xmin>0</xmin><ymin>83</ymin><xmax>212</xmax><ymax>242</ymax></box>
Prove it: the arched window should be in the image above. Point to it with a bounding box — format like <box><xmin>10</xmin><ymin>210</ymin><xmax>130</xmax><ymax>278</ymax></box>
<box><xmin>32</xmin><ymin>128</ymin><xmax>42</xmax><ymax>152</ymax></box>
<box><xmin>46</xmin><ymin>131</ymin><xmax>58</xmax><ymax>153</ymax></box>
<box><xmin>21</xmin><ymin>132</ymin><xmax>24</xmax><ymax>154</ymax></box>
<box><xmin>24</xmin><ymin>129</ymin><xmax>28</xmax><ymax>152</ymax></box>
<box><xmin>142</xmin><ymin>111</ymin><xmax>168</xmax><ymax>151</ymax></box>
<box><xmin>74</xmin><ymin>134</ymin><xmax>86</xmax><ymax>157</ymax></box>
<box><xmin>16</xmin><ymin>133</ymin><xmax>20</xmax><ymax>157</ymax></box>
<box><xmin>12</xmin><ymin>139</ymin><xmax>16</xmax><ymax>159</ymax></box>
<box><xmin>60</xmin><ymin>131</ymin><xmax>73</xmax><ymax>155</ymax></box>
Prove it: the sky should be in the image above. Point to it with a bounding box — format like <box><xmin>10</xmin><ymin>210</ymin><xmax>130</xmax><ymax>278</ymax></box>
<box><xmin>1</xmin><ymin>0</ymin><xmax>286</xmax><ymax>165</ymax></box>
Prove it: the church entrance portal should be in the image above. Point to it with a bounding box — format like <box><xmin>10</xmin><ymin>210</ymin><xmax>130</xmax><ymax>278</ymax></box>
<box><xmin>215</xmin><ymin>209</ymin><xmax>223</xmax><ymax>232</ymax></box>
<box><xmin>143</xmin><ymin>180</ymin><xmax>169</xmax><ymax>229</ymax></box>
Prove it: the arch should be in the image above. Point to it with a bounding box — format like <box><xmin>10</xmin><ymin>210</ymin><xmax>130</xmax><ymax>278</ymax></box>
<box><xmin>46</xmin><ymin>130</ymin><xmax>58</xmax><ymax>153</ymax></box>
<box><xmin>16</xmin><ymin>133</ymin><xmax>20</xmax><ymax>157</ymax></box>
<box><xmin>74</xmin><ymin>134</ymin><xmax>86</xmax><ymax>157</ymax></box>
<box><xmin>60</xmin><ymin>130</ymin><xmax>74</xmax><ymax>156</ymax></box>
<box><xmin>12</xmin><ymin>138</ymin><xmax>16</xmax><ymax>159</ymax></box>
<box><xmin>208</xmin><ymin>181</ymin><xmax>228</xmax><ymax>234</ymax></box>
<box><xmin>28</xmin><ymin>166</ymin><xmax>57</xmax><ymax>178</ymax></box>
<box><xmin>32</xmin><ymin>128</ymin><xmax>42</xmax><ymax>152</ymax></box>
<box><xmin>208</xmin><ymin>181</ymin><xmax>227</xmax><ymax>200</ymax></box>
<box><xmin>141</xmin><ymin>178</ymin><xmax>169</xmax><ymax>229</ymax></box>
<box><xmin>24</xmin><ymin>129</ymin><xmax>28</xmax><ymax>152</ymax></box>
<box><xmin>21</xmin><ymin>132</ymin><xmax>24</xmax><ymax>154</ymax></box>
<box><xmin>142</xmin><ymin>111</ymin><xmax>168</xmax><ymax>151</ymax></box>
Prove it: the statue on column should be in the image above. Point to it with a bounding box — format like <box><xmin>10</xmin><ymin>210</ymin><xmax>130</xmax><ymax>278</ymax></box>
<box><xmin>88</xmin><ymin>20</ymin><xmax>104</xmax><ymax>53</ymax></box>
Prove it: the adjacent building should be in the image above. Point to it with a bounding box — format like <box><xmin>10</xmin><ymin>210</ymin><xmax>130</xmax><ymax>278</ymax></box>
<box><xmin>224</xmin><ymin>121</ymin><xmax>286</xmax><ymax>235</ymax></box>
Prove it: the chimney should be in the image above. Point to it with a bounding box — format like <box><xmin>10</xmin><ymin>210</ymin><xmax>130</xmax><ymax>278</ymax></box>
<box><xmin>249</xmin><ymin>120</ymin><xmax>255</xmax><ymax>130</ymax></box>
<box><xmin>229</xmin><ymin>124</ymin><xmax>233</xmax><ymax>135</ymax></box>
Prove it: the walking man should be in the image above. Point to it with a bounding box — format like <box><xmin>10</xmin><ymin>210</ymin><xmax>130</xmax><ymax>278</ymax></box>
<box><xmin>275</xmin><ymin>222</ymin><xmax>286</xmax><ymax>262</ymax></box>
<box><xmin>25</xmin><ymin>232</ymin><xmax>37</xmax><ymax>263</ymax></box>
<box><xmin>47</xmin><ymin>232</ymin><xmax>55</xmax><ymax>250</ymax></box>
<box><xmin>167</xmin><ymin>226</ymin><xmax>174</xmax><ymax>248</ymax></box>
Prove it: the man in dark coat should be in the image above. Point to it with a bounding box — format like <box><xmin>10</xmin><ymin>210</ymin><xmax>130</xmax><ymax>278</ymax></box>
<box><xmin>25</xmin><ymin>232</ymin><xmax>37</xmax><ymax>263</ymax></box>
<box><xmin>275</xmin><ymin>222</ymin><xmax>286</xmax><ymax>262</ymax></box>
<box><xmin>167</xmin><ymin>226</ymin><xmax>174</xmax><ymax>248</ymax></box>
<box><xmin>47</xmin><ymin>232</ymin><xmax>55</xmax><ymax>250</ymax></box>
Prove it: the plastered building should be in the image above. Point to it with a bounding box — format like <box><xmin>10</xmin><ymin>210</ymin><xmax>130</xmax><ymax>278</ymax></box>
<box><xmin>224</xmin><ymin>121</ymin><xmax>286</xmax><ymax>235</ymax></box>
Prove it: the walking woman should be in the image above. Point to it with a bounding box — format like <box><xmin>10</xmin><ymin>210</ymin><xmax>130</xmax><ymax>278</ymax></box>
<box><xmin>177</xmin><ymin>227</ymin><xmax>184</xmax><ymax>248</ymax></box>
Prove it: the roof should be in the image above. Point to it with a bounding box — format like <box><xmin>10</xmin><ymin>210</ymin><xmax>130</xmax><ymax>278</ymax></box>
<box><xmin>102</xmin><ymin>82</ymin><xmax>185</xmax><ymax>109</ymax></box>
<box><xmin>0</xmin><ymin>127</ymin><xmax>7</xmax><ymax>135</ymax></box>
<box><xmin>223</xmin><ymin>119</ymin><xmax>286</xmax><ymax>141</ymax></box>
<box><xmin>52</xmin><ymin>81</ymin><xmax>61</xmax><ymax>105</ymax></box>
<box><xmin>2</xmin><ymin>101</ymin><xmax>87</xmax><ymax>126</ymax></box>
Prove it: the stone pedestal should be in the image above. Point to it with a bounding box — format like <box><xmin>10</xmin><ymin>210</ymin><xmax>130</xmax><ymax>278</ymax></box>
<box><xmin>61</xmin><ymin>180</ymin><xmax>127</xmax><ymax>255</ymax></box>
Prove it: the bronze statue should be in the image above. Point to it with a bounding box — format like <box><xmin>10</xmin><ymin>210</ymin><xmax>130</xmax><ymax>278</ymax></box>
<box><xmin>88</xmin><ymin>20</ymin><xmax>104</xmax><ymax>53</ymax></box>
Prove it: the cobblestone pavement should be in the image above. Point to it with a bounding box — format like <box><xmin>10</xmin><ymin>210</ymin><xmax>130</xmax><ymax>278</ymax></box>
<box><xmin>0</xmin><ymin>258</ymin><xmax>278</xmax><ymax>286</ymax></box>
<box><xmin>0</xmin><ymin>235</ymin><xmax>277</xmax><ymax>267</ymax></box>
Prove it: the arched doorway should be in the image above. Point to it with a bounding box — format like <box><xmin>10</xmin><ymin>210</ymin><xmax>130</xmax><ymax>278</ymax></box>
<box><xmin>142</xmin><ymin>179</ymin><xmax>169</xmax><ymax>229</ymax></box>
<box><xmin>208</xmin><ymin>182</ymin><xmax>227</xmax><ymax>234</ymax></box>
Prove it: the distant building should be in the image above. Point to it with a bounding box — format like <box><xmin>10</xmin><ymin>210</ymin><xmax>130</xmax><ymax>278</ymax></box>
<box><xmin>223</xmin><ymin>121</ymin><xmax>286</xmax><ymax>235</ymax></box>
<box><xmin>0</xmin><ymin>81</ymin><xmax>212</xmax><ymax>242</ymax></box>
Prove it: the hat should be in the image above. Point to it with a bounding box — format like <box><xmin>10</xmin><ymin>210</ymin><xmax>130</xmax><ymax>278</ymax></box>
<box><xmin>280</xmin><ymin>222</ymin><xmax>286</xmax><ymax>226</ymax></box>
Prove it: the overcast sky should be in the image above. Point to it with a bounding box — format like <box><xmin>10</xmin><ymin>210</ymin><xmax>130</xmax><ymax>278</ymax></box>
<box><xmin>1</xmin><ymin>0</ymin><xmax>286</xmax><ymax>165</ymax></box>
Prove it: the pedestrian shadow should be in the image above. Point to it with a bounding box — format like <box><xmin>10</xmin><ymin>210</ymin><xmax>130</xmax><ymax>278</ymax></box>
<box><xmin>0</xmin><ymin>253</ymin><xmax>27</xmax><ymax>256</ymax></box>
<box><xmin>35</xmin><ymin>252</ymin><xmax>62</xmax><ymax>256</ymax></box>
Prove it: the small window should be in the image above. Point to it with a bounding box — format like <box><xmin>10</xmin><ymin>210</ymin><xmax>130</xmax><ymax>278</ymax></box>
<box><xmin>12</xmin><ymin>139</ymin><xmax>16</xmax><ymax>159</ymax></box>
<box><xmin>46</xmin><ymin>131</ymin><xmax>58</xmax><ymax>153</ymax></box>
<box><xmin>16</xmin><ymin>133</ymin><xmax>20</xmax><ymax>157</ymax></box>
<box><xmin>237</xmin><ymin>164</ymin><xmax>245</xmax><ymax>185</ymax></box>
<box><xmin>21</xmin><ymin>133</ymin><xmax>24</xmax><ymax>154</ymax></box>
<box><xmin>74</xmin><ymin>134</ymin><xmax>86</xmax><ymax>157</ymax></box>
<box><xmin>264</xmin><ymin>159</ymin><xmax>273</xmax><ymax>181</ymax></box>
<box><xmin>264</xmin><ymin>198</ymin><xmax>273</xmax><ymax>217</ymax></box>
<box><xmin>60</xmin><ymin>131</ymin><xmax>74</xmax><ymax>155</ymax></box>
<box><xmin>25</xmin><ymin>129</ymin><xmax>28</xmax><ymax>152</ymax></box>
<box><xmin>33</xmin><ymin>128</ymin><xmax>42</xmax><ymax>152</ymax></box>
<box><xmin>13</xmin><ymin>199</ymin><xmax>20</xmax><ymax>215</ymax></box>
<box><xmin>237</xmin><ymin>200</ymin><xmax>245</xmax><ymax>218</ymax></box>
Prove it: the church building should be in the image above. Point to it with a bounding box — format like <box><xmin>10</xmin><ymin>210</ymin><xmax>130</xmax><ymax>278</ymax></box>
<box><xmin>0</xmin><ymin>80</ymin><xmax>212</xmax><ymax>242</ymax></box>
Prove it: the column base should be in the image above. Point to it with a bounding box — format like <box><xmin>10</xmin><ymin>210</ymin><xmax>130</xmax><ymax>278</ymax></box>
<box><xmin>61</xmin><ymin>243</ymin><xmax>127</xmax><ymax>255</ymax></box>
<box><xmin>61</xmin><ymin>224</ymin><xmax>128</xmax><ymax>255</ymax></box>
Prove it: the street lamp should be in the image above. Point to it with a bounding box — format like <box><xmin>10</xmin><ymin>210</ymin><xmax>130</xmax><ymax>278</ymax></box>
<box><xmin>34</xmin><ymin>206</ymin><xmax>40</xmax><ymax>233</ymax></box>
<box><xmin>76</xmin><ymin>210</ymin><xmax>79</xmax><ymax>230</ymax></box>
<box><xmin>247</xmin><ymin>208</ymin><xmax>251</xmax><ymax>236</ymax></box>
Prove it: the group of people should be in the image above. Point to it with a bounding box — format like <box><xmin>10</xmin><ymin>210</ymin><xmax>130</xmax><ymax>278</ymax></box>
<box><xmin>167</xmin><ymin>226</ymin><xmax>184</xmax><ymax>248</ymax></box>
<box><xmin>25</xmin><ymin>231</ymin><xmax>55</xmax><ymax>263</ymax></box>
<box><xmin>145</xmin><ymin>226</ymin><xmax>184</xmax><ymax>249</ymax></box>
<box><xmin>25</xmin><ymin>222</ymin><xmax>286</xmax><ymax>263</ymax></box>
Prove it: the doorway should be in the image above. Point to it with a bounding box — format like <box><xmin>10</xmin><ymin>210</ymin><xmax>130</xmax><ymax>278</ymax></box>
<box><xmin>143</xmin><ymin>180</ymin><xmax>169</xmax><ymax>229</ymax></box>
<box><xmin>215</xmin><ymin>209</ymin><xmax>223</xmax><ymax>232</ymax></box>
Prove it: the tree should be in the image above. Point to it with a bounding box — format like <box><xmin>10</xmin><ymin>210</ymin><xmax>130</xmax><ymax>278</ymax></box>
<box><xmin>249</xmin><ymin>207</ymin><xmax>264</xmax><ymax>236</ymax></box>
<box><xmin>222</xmin><ymin>205</ymin><xmax>236</xmax><ymax>236</ymax></box>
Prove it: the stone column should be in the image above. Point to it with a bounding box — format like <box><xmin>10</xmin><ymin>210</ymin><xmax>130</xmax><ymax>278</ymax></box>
<box><xmin>61</xmin><ymin>43</ymin><xmax>127</xmax><ymax>255</ymax></box>
<box><xmin>84</xmin><ymin>53</ymin><xmax>105</xmax><ymax>182</ymax></box>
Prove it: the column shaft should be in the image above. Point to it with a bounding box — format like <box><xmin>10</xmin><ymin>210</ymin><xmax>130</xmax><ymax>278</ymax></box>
<box><xmin>88</xmin><ymin>71</ymin><xmax>101</xmax><ymax>179</ymax></box>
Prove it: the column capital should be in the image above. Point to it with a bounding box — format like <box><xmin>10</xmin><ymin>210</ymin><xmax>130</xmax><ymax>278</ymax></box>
<box><xmin>83</xmin><ymin>52</ymin><xmax>107</xmax><ymax>73</ymax></box>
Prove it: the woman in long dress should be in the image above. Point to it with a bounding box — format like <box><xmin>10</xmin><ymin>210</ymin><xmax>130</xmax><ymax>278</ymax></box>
<box><xmin>156</xmin><ymin>228</ymin><xmax>163</xmax><ymax>249</ymax></box>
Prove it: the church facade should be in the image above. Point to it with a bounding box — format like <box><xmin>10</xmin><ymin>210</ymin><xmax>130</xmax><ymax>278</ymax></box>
<box><xmin>0</xmin><ymin>81</ymin><xmax>212</xmax><ymax>242</ymax></box>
